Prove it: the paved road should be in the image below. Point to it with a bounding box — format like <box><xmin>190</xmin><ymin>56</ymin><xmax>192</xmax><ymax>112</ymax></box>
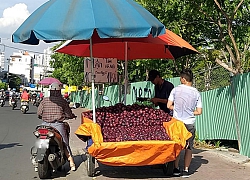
<box><xmin>1</xmin><ymin>104</ymin><xmax>250</xmax><ymax>180</ymax></box>
<box><xmin>0</xmin><ymin>101</ymin><xmax>40</xmax><ymax>180</ymax></box>
<box><xmin>62</xmin><ymin>107</ymin><xmax>250</xmax><ymax>180</ymax></box>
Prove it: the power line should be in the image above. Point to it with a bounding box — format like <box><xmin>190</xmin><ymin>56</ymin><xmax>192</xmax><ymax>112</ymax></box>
<box><xmin>0</xmin><ymin>43</ymin><xmax>54</xmax><ymax>56</ymax></box>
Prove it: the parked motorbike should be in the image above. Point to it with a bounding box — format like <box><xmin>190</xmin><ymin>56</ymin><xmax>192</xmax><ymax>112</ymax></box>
<box><xmin>0</xmin><ymin>96</ymin><xmax>5</xmax><ymax>107</ymax></box>
<box><xmin>30</xmin><ymin>117</ymin><xmax>76</xmax><ymax>179</ymax></box>
<box><xmin>20</xmin><ymin>101</ymin><xmax>29</xmax><ymax>114</ymax></box>
<box><xmin>11</xmin><ymin>98</ymin><xmax>17</xmax><ymax>110</ymax></box>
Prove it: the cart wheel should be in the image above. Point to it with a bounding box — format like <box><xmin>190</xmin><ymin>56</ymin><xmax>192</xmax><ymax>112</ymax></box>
<box><xmin>162</xmin><ymin>161</ymin><xmax>174</xmax><ymax>176</ymax></box>
<box><xmin>86</xmin><ymin>153</ymin><xmax>95</xmax><ymax>177</ymax></box>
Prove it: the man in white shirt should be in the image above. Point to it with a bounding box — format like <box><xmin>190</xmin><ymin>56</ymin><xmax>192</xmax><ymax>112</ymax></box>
<box><xmin>167</xmin><ymin>69</ymin><xmax>202</xmax><ymax>178</ymax></box>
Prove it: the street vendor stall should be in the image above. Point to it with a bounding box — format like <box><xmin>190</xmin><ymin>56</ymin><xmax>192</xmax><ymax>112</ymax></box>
<box><xmin>75</xmin><ymin>103</ymin><xmax>192</xmax><ymax>177</ymax></box>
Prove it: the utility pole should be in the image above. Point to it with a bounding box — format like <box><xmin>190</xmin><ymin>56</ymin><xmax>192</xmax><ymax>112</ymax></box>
<box><xmin>29</xmin><ymin>55</ymin><xmax>35</xmax><ymax>84</ymax></box>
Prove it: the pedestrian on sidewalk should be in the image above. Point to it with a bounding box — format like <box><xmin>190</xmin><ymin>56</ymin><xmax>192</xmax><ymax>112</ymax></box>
<box><xmin>167</xmin><ymin>69</ymin><xmax>202</xmax><ymax>178</ymax></box>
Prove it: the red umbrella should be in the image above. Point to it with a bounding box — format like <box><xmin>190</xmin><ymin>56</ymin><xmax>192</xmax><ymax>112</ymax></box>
<box><xmin>56</xmin><ymin>29</ymin><xmax>198</xmax><ymax>104</ymax></box>
<box><xmin>39</xmin><ymin>77</ymin><xmax>62</xmax><ymax>85</ymax></box>
<box><xmin>56</xmin><ymin>29</ymin><xmax>198</xmax><ymax>60</ymax></box>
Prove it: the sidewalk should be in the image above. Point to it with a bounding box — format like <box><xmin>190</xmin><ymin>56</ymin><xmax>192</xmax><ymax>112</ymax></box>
<box><xmin>56</xmin><ymin>107</ymin><xmax>250</xmax><ymax>180</ymax></box>
<box><xmin>69</xmin><ymin>107</ymin><xmax>89</xmax><ymax>156</ymax></box>
<box><xmin>52</xmin><ymin>107</ymin><xmax>91</xmax><ymax>180</ymax></box>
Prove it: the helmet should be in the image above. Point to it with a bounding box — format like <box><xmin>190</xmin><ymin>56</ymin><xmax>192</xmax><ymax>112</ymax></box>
<box><xmin>0</xmin><ymin>89</ymin><xmax>4</xmax><ymax>91</ymax></box>
<box><xmin>50</xmin><ymin>82</ymin><xmax>62</xmax><ymax>91</ymax></box>
<box><xmin>12</xmin><ymin>88</ymin><xmax>16</xmax><ymax>91</ymax></box>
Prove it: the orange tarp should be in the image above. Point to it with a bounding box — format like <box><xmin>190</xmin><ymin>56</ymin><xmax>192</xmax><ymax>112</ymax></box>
<box><xmin>75</xmin><ymin>117</ymin><xmax>192</xmax><ymax>166</ymax></box>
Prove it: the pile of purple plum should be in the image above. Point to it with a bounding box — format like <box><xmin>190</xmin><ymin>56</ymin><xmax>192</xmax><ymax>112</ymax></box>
<box><xmin>83</xmin><ymin>103</ymin><xmax>172</xmax><ymax>142</ymax></box>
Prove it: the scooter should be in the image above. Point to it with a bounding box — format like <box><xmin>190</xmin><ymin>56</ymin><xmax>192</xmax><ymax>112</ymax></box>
<box><xmin>20</xmin><ymin>101</ymin><xmax>29</xmax><ymax>114</ymax></box>
<box><xmin>33</xmin><ymin>97</ymin><xmax>42</xmax><ymax>107</ymax></box>
<box><xmin>30</xmin><ymin>117</ymin><xmax>76</xmax><ymax>179</ymax></box>
<box><xmin>11</xmin><ymin>98</ymin><xmax>17</xmax><ymax>110</ymax></box>
<box><xmin>0</xmin><ymin>96</ymin><xmax>5</xmax><ymax>107</ymax></box>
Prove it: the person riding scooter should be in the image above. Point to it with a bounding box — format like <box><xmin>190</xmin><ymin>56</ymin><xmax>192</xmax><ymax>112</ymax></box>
<box><xmin>9</xmin><ymin>89</ymin><xmax>14</xmax><ymax>106</ymax></box>
<box><xmin>20</xmin><ymin>88</ymin><xmax>30</xmax><ymax>113</ymax></box>
<box><xmin>37</xmin><ymin>82</ymin><xmax>77</xmax><ymax>171</ymax></box>
<box><xmin>63</xmin><ymin>92</ymin><xmax>70</xmax><ymax>104</ymax></box>
<box><xmin>21</xmin><ymin>88</ymin><xmax>30</xmax><ymax>101</ymax></box>
<box><xmin>39</xmin><ymin>91</ymin><xmax>44</xmax><ymax>99</ymax></box>
<box><xmin>9</xmin><ymin>89</ymin><xmax>17</xmax><ymax>109</ymax></box>
<box><xmin>0</xmin><ymin>89</ymin><xmax>5</xmax><ymax>97</ymax></box>
<box><xmin>0</xmin><ymin>89</ymin><xmax>5</xmax><ymax>107</ymax></box>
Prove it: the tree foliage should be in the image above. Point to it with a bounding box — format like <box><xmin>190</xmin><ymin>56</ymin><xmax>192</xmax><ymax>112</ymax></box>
<box><xmin>8</xmin><ymin>73</ymin><xmax>22</xmax><ymax>91</ymax></box>
<box><xmin>50</xmin><ymin>44</ymin><xmax>85</xmax><ymax>86</ymax></box>
<box><xmin>136</xmin><ymin>0</ymin><xmax>250</xmax><ymax>74</ymax></box>
<box><xmin>0</xmin><ymin>82</ymin><xmax>8</xmax><ymax>90</ymax></box>
<box><xmin>50</xmin><ymin>0</ymin><xmax>250</xmax><ymax>89</ymax></box>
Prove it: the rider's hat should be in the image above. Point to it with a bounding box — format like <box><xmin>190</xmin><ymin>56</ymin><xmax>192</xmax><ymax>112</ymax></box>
<box><xmin>50</xmin><ymin>83</ymin><xmax>62</xmax><ymax>91</ymax></box>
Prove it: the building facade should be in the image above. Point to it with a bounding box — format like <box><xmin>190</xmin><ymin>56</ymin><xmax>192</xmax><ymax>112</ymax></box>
<box><xmin>33</xmin><ymin>47</ymin><xmax>54</xmax><ymax>82</ymax></box>
<box><xmin>0</xmin><ymin>52</ymin><xmax>3</xmax><ymax>71</ymax></box>
<box><xmin>8</xmin><ymin>48</ymin><xmax>54</xmax><ymax>86</ymax></box>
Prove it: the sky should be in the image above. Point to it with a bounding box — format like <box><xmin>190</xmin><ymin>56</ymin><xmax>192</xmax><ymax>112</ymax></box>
<box><xmin>0</xmin><ymin>0</ymin><xmax>57</xmax><ymax>59</ymax></box>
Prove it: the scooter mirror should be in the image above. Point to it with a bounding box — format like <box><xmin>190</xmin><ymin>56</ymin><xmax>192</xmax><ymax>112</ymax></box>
<box><xmin>103</xmin><ymin>96</ymin><xmax>110</xmax><ymax>101</ymax></box>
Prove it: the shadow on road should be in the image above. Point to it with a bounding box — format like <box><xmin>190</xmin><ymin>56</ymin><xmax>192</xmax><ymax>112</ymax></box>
<box><xmin>72</xmin><ymin>154</ymin><xmax>86</xmax><ymax>171</ymax></box>
<box><xmin>95</xmin><ymin>163</ymin><xmax>168</xmax><ymax>178</ymax></box>
<box><xmin>23</xmin><ymin>112</ymin><xmax>37</xmax><ymax>115</ymax></box>
<box><xmin>89</xmin><ymin>148</ymin><xmax>209</xmax><ymax>178</ymax></box>
<box><xmin>10</xmin><ymin>108</ymin><xmax>20</xmax><ymax>110</ymax></box>
<box><xmin>187</xmin><ymin>148</ymin><xmax>209</xmax><ymax>175</ymax></box>
<box><xmin>50</xmin><ymin>154</ymin><xmax>86</xmax><ymax>178</ymax></box>
<box><xmin>0</xmin><ymin>142</ymin><xmax>22</xmax><ymax>150</ymax></box>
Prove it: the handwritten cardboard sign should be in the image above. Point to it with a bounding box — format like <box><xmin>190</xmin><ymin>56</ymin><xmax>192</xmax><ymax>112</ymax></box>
<box><xmin>84</xmin><ymin>57</ymin><xmax>117</xmax><ymax>83</ymax></box>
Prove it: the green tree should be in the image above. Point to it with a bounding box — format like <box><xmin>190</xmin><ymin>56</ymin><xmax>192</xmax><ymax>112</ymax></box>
<box><xmin>137</xmin><ymin>0</ymin><xmax>250</xmax><ymax>74</ymax></box>
<box><xmin>8</xmin><ymin>73</ymin><xmax>22</xmax><ymax>91</ymax></box>
<box><xmin>126</xmin><ymin>59</ymin><xmax>175</xmax><ymax>82</ymax></box>
<box><xmin>0</xmin><ymin>82</ymin><xmax>8</xmax><ymax>90</ymax></box>
<box><xmin>50</xmin><ymin>45</ymin><xmax>85</xmax><ymax>86</ymax></box>
<box><xmin>51</xmin><ymin>0</ymin><xmax>250</xmax><ymax>87</ymax></box>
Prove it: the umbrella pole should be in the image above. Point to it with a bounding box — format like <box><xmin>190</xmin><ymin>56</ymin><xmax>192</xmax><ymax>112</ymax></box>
<box><xmin>124</xmin><ymin>41</ymin><xmax>128</xmax><ymax>105</ymax></box>
<box><xmin>90</xmin><ymin>38</ymin><xmax>96</xmax><ymax>123</ymax></box>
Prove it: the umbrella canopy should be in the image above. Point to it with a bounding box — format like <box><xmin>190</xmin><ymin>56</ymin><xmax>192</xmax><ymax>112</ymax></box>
<box><xmin>55</xmin><ymin>29</ymin><xmax>198</xmax><ymax>60</ymax></box>
<box><xmin>39</xmin><ymin>77</ymin><xmax>62</xmax><ymax>86</ymax></box>
<box><xmin>12</xmin><ymin>0</ymin><xmax>166</xmax><ymax>123</ymax></box>
<box><xmin>12</xmin><ymin>0</ymin><xmax>165</xmax><ymax>45</ymax></box>
<box><xmin>55</xmin><ymin>29</ymin><xmax>198</xmax><ymax>104</ymax></box>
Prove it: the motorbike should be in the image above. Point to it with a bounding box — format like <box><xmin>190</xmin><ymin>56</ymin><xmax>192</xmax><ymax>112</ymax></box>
<box><xmin>20</xmin><ymin>101</ymin><xmax>29</xmax><ymax>114</ymax></box>
<box><xmin>30</xmin><ymin>117</ymin><xmax>76</xmax><ymax>179</ymax></box>
<box><xmin>10</xmin><ymin>98</ymin><xmax>17</xmax><ymax>110</ymax></box>
<box><xmin>33</xmin><ymin>97</ymin><xmax>42</xmax><ymax>107</ymax></box>
<box><xmin>64</xmin><ymin>97</ymin><xmax>70</xmax><ymax>104</ymax></box>
<box><xmin>0</xmin><ymin>96</ymin><xmax>5</xmax><ymax>107</ymax></box>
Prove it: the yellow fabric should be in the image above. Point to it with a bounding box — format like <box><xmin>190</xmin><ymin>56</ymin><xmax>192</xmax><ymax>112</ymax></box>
<box><xmin>70</xmin><ymin>86</ymin><xmax>77</xmax><ymax>92</ymax></box>
<box><xmin>75</xmin><ymin>117</ymin><xmax>192</xmax><ymax>166</ymax></box>
<box><xmin>163</xmin><ymin>118</ymin><xmax>192</xmax><ymax>148</ymax></box>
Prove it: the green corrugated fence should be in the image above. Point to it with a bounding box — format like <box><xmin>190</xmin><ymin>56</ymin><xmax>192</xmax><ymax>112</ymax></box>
<box><xmin>71</xmin><ymin>72</ymin><xmax>250</xmax><ymax>157</ymax></box>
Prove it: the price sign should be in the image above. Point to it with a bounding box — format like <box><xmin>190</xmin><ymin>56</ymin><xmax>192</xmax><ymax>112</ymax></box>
<box><xmin>84</xmin><ymin>57</ymin><xmax>117</xmax><ymax>83</ymax></box>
